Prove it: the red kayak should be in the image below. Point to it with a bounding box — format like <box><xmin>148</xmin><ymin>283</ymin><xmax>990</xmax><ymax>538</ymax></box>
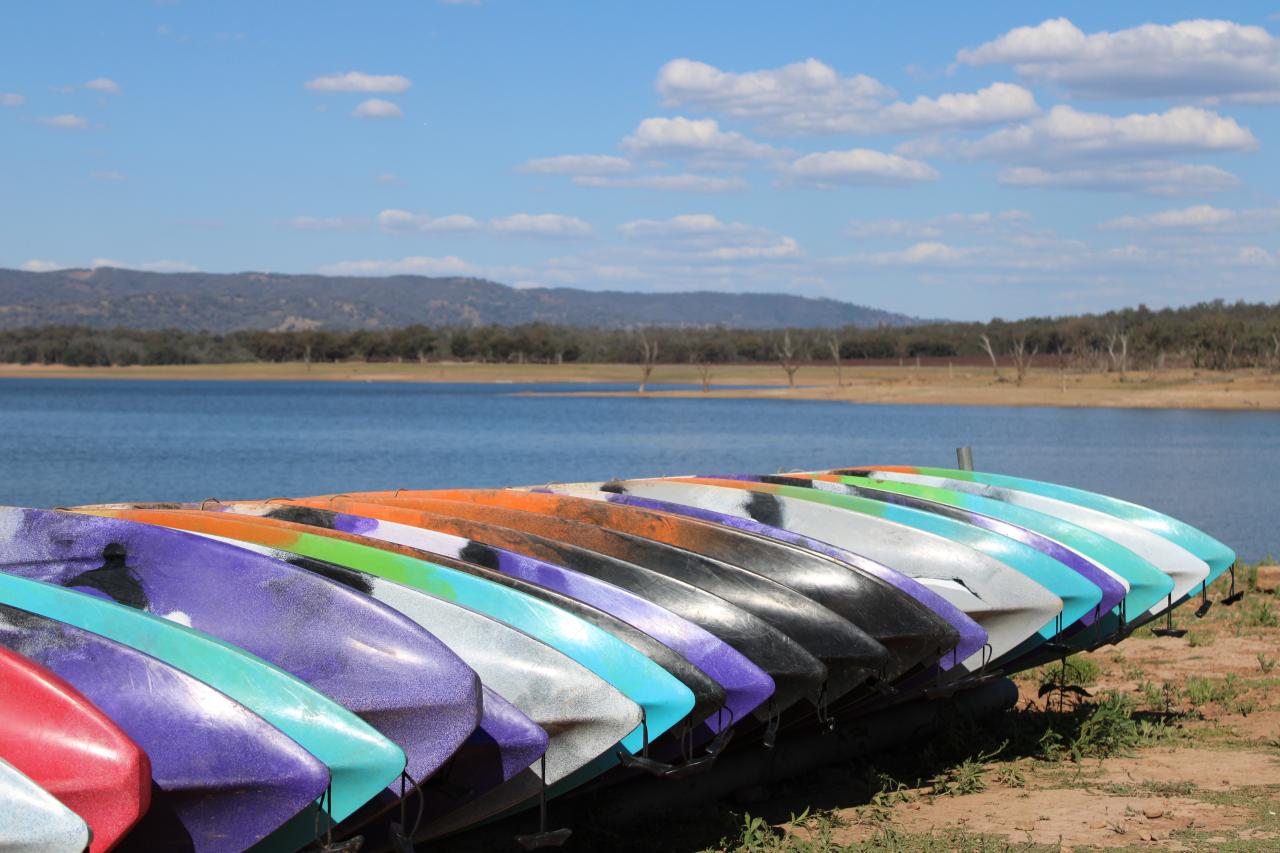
<box><xmin>0</xmin><ymin>645</ymin><xmax>150</xmax><ymax>851</ymax></box>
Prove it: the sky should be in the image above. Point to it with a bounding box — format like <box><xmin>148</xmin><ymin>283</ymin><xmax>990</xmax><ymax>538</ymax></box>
<box><xmin>2</xmin><ymin>2</ymin><xmax>1278</xmax><ymax>321</ymax></box>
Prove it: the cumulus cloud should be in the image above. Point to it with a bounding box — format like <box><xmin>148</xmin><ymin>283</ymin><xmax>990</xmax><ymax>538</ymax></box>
<box><xmin>998</xmin><ymin>161</ymin><xmax>1240</xmax><ymax>195</ymax></box>
<box><xmin>617</xmin><ymin>214</ymin><xmax>801</xmax><ymax>261</ymax></box>
<box><xmin>351</xmin><ymin>98</ymin><xmax>403</xmax><ymax>119</ymax></box>
<box><xmin>84</xmin><ymin>78</ymin><xmax>121</xmax><ymax>95</ymax></box>
<box><xmin>490</xmin><ymin>213</ymin><xmax>592</xmax><ymax>238</ymax></box>
<box><xmin>1100</xmin><ymin>204</ymin><xmax>1280</xmax><ymax>233</ymax></box>
<box><xmin>518</xmin><ymin>154</ymin><xmax>632</xmax><ymax>175</ymax></box>
<box><xmin>959</xmin><ymin>18</ymin><xmax>1280</xmax><ymax>102</ymax></box>
<box><xmin>317</xmin><ymin>255</ymin><xmax>474</xmax><ymax>276</ymax></box>
<box><xmin>377</xmin><ymin>209</ymin><xmax>482</xmax><ymax>233</ymax></box>
<box><xmin>861</xmin><ymin>242</ymin><xmax>979</xmax><ymax>266</ymax></box>
<box><xmin>904</xmin><ymin>105</ymin><xmax>1257</xmax><ymax>162</ymax></box>
<box><xmin>0</xmin><ymin>93</ymin><xmax>24</xmax><ymax>107</ymax></box>
<box><xmin>781</xmin><ymin>148</ymin><xmax>938</xmax><ymax>187</ymax></box>
<box><xmin>622</xmin><ymin>116</ymin><xmax>780</xmax><ymax>165</ymax></box>
<box><xmin>306</xmin><ymin>71</ymin><xmax>412</xmax><ymax>93</ymax></box>
<box><xmin>37</xmin><ymin>114</ymin><xmax>88</xmax><ymax>129</ymax></box>
<box><xmin>656</xmin><ymin>58</ymin><xmax>1038</xmax><ymax>134</ymax></box>
<box><xmin>572</xmin><ymin>173</ymin><xmax>747</xmax><ymax>192</ymax></box>
<box><xmin>21</xmin><ymin>260</ymin><xmax>62</xmax><ymax>272</ymax></box>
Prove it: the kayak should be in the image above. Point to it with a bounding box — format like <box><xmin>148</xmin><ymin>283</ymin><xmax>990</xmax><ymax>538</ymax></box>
<box><xmin>554</xmin><ymin>478</ymin><xmax>1062</xmax><ymax>671</ymax></box>
<box><xmin>287</xmin><ymin>496</ymin><xmax>822</xmax><ymax>720</ymax></box>
<box><xmin>0</xmin><ymin>604</ymin><xmax>329</xmax><ymax>853</ymax></box>
<box><xmin>0</xmin><ymin>646</ymin><xmax>148</xmax><ymax>851</ymax></box>
<box><xmin>415</xmin><ymin>488</ymin><xmax>956</xmax><ymax>684</ymax></box>
<box><xmin>0</xmin><ymin>758</ymin><xmax>90</xmax><ymax>853</ymax></box>
<box><xmin>524</xmin><ymin>485</ymin><xmax>989</xmax><ymax>671</ymax></box>
<box><xmin>79</xmin><ymin>508</ymin><xmax>697</xmax><ymax>788</ymax></box>
<box><xmin>330</xmin><ymin>492</ymin><xmax>888</xmax><ymax>706</ymax></box>
<box><xmin>0</xmin><ymin>507</ymin><xmax>480</xmax><ymax>793</ymax></box>
<box><xmin>213</xmin><ymin>500</ymin><xmax>771</xmax><ymax>739</ymax></box>
<box><xmin>0</xmin><ymin>567</ymin><xmax>405</xmax><ymax>828</ymax></box>
<box><xmin>840</xmin><ymin>467</ymin><xmax>1216</xmax><ymax>615</ymax></box>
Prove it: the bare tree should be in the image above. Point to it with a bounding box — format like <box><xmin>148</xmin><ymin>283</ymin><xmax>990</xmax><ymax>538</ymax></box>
<box><xmin>1010</xmin><ymin>337</ymin><xmax>1038</xmax><ymax>386</ymax></box>
<box><xmin>775</xmin><ymin>330</ymin><xmax>802</xmax><ymax>388</ymax></box>
<box><xmin>1272</xmin><ymin>333</ymin><xmax>1280</xmax><ymax>374</ymax></box>
<box><xmin>637</xmin><ymin>331</ymin><xmax>658</xmax><ymax>393</ymax></box>
<box><xmin>303</xmin><ymin>343</ymin><xmax>312</xmax><ymax>371</ymax></box>
<box><xmin>1105</xmin><ymin>328</ymin><xmax>1129</xmax><ymax>377</ymax></box>
<box><xmin>691</xmin><ymin>353</ymin><xmax>713</xmax><ymax>392</ymax></box>
<box><xmin>827</xmin><ymin>335</ymin><xmax>843</xmax><ymax>387</ymax></box>
<box><xmin>979</xmin><ymin>334</ymin><xmax>1000</xmax><ymax>378</ymax></box>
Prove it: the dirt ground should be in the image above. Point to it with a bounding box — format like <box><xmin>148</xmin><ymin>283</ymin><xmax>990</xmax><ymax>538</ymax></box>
<box><xmin>534</xmin><ymin>564</ymin><xmax>1280</xmax><ymax>853</ymax></box>
<box><xmin>1</xmin><ymin>361</ymin><xmax>1278</xmax><ymax>411</ymax></box>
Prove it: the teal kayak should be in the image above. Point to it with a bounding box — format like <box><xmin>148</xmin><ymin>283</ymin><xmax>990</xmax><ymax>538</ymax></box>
<box><xmin>0</xmin><ymin>572</ymin><xmax>405</xmax><ymax>825</ymax></box>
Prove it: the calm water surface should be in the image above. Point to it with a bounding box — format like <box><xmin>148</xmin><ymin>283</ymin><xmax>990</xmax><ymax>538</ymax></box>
<box><xmin>1</xmin><ymin>378</ymin><xmax>1275</xmax><ymax>560</ymax></box>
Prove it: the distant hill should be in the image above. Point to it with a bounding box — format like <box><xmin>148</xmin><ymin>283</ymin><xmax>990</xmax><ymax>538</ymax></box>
<box><xmin>0</xmin><ymin>267</ymin><xmax>920</xmax><ymax>331</ymax></box>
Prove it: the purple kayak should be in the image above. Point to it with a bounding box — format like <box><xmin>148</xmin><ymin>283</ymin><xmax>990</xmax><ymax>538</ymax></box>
<box><xmin>0</xmin><ymin>508</ymin><xmax>481</xmax><ymax>791</ymax></box>
<box><xmin>575</xmin><ymin>489</ymin><xmax>989</xmax><ymax>670</ymax></box>
<box><xmin>0</xmin><ymin>603</ymin><xmax>328</xmax><ymax>852</ymax></box>
<box><xmin>220</xmin><ymin>502</ymin><xmax>775</xmax><ymax>735</ymax></box>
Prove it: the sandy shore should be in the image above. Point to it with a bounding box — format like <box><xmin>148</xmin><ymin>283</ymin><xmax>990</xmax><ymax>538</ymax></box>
<box><xmin>1</xmin><ymin>361</ymin><xmax>1277</xmax><ymax>410</ymax></box>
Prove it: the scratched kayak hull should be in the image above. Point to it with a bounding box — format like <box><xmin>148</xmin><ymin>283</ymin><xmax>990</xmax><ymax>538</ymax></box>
<box><xmin>334</xmin><ymin>492</ymin><xmax>886</xmax><ymax>707</ymax></box>
<box><xmin>226</xmin><ymin>500</ymin><xmax>772</xmax><ymax>737</ymax></box>
<box><xmin>190</xmin><ymin>535</ymin><xmax>634</xmax><ymax>838</ymax></box>
<box><xmin>0</xmin><ymin>759</ymin><xmax>90</xmax><ymax>853</ymax></box>
<box><xmin>0</xmin><ymin>604</ymin><xmax>329</xmax><ymax>853</ymax></box>
<box><xmin>422</xmin><ymin>488</ymin><xmax>957</xmax><ymax>684</ymax></box>
<box><xmin>0</xmin><ymin>646</ymin><xmax>148</xmax><ymax>852</ymax></box>
<box><xmin>560</xmin><ymin>478</ymin><xmax>1061</xmax><ymax>672</ymax></box>
<box><xmin>529</xmin><ymin>486</ymin><xmax>989</xmax><ymax>672</ymax></box>
<box><xmin>0</xmin><ymin>565</ymin><xmax>405</xmax><ymax>828</ymax></box>
<box><xmin>82</xmin><ymin>509</ymin><xmax>696</xmax><ymax>795</ymax></box>
<box><xmin>0</xmin><ymin>507</ymin><xmax>480</xmax><ymax>796</ymax></box>
<box><xmin>841</xmin><ymin>467</ymin><xmax>1213</xmax><ymax>617</ymax></box>
<box><xmin>291</xmin><ymin>496</ymin><xmax>814</xmax><ymax>719</ymax></box>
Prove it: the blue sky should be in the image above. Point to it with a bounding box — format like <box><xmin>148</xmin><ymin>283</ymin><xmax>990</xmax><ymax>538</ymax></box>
<box><xmin>2</xmin><ymin>1</ymin><xmax>1277</xmax><ymax>320</ymax></box>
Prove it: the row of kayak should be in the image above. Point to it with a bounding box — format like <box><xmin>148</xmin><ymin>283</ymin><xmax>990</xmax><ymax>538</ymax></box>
<box><xmin>0</xmin><ymin>465</ymin><xmax>1236</xmax><ymax>852</ymax></box>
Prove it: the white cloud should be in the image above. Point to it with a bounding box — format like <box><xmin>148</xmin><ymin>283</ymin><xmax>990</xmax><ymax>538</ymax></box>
<box><xmin>998</xmin><ymin>161</ymin><xmax>1240</xmax><ymax>195</ymax></box>
<box><xmin>305</xmin><ymin>71</ymin><xmax>412</xmax><ymax>93</ymax></box>
<box><xmin>0</xmin><ymin>93</ymin><xmax>24</xmax><ymax>107</ymax></box>
<box><xmin>286</xmin><ymin>216</ymin><xmax>364</xmax><ymax>231</ymax></box>
<box><xmin>317</xmin><ymin>256</ymin><xmax>475</xmax><ymax>276</ymax></box>
<box><xmin>518</xmin><ymin>154</ymin><xmax>632</xmax><ymax>175</ymax></box>
<box><xmin>618</xmin><ymin>214</ymin><xmax>735</xmax><ymax>238</ymax></box>
<box><xmin>91</xmin><ymin>258</ymin><xmax>199</xmax><ymax>273</ymax></box>
<box><xmin>622</xmin><ymin>116</ymin><xmax>780</xmax><ymax>165</ymax></box>
<box><xmin>847</xmin><ymin>210</ymin><xmax>1029</xmax><ymax>240</ymax></box>
<box><xmin>377</xmin><ymin>209</ymin><xmax>482</xmax><ymax>233</ymax></box>
<box><xmin>572</xmin><ymin>173</ymin><xmax>747</xmax><ymax>192</ymax></box>
<box><xmin>617</xmin><ymin>214</ymin><xmax>801</xmax><ymax>261</ymax></box>
<box><xmin>862</xmin><ymin>242</ymin><xmax>979</xmax><ymax>266</ymax></box>
<box><xmin>84</xmin><ymin>78</ymin><xmax>120</xmax><ymax>95</ymax></box>
<box><xmin>910</xmin><ymin>105</ymin><xmax>1258</xmax><ymax>162</ymax></box>
<box><xmin>1100</xmin><ymin>204</ymin><xmax>1280</xmax><ymax>233</ymax></box>
<box><xmin>21</xmin><ymin>260</ymin><xmax>62</xmax><ymax>272</ymax></box>
<box><xmin>90</xmin><ymin>170</ymin><xmax>127</xmax><ymax>181</ymax></box>
<box><xmin>37</xmin><ymin>114</ymin><xmax>88</xmax><ymax>129</ymax></box>
<box><xmin>656</xmin><ymin>58</ymin><xmax>1038</xmax><ymax>134</ymax></box>
<box><xmin>959</xmin><ymin>18</ymin><xmax>1280</xmax><ymax>102</ymax></box>
<box><xmin>782</xmin><ymin>148</ymin><xmax>938</xmax><ymax>187</ymax></box>
<box><xmin>351</xmin><ymin>98</ymin><xmax>403</xmax><ymax>119</ymax></box>
<box><xmin>374</xmin><ymin>172</ymin><xmax>400</xmax><ymax>185</ymax></box>
<box><xmin>490</xmin><ymin>213</ymin><xmax>592</xmax><ymax>238</ymax></box>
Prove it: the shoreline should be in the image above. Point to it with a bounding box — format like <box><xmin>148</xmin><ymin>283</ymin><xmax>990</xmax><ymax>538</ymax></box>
<box><xmin>1</xmin><ymin>361</ymin><xmax>1277</xmax><ymax>411</ymax></box>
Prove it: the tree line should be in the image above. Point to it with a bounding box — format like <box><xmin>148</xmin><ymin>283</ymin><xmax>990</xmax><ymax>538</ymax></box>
<box><xmin>1</xmin><ymin>299</ymin><xmax>1277</xmax><ymax>373</ymax></box>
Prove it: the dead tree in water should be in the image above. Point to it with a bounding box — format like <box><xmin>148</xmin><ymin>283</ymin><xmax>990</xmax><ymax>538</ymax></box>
<box><xmin>827</xmin><ymin>335</ymin><xmax>843</xmax><ymax>387</ymax></box>
<box><xmin>979</xmin><ymin>334</ymin><xmax>1000</xmax><ymax>379</ymax></box>
<box><xmin>775</xmin><ymin>330</ymin><xmax>802</xmax><ymax>388</ymax></box>
<box><xmin>1010</xmin><ymin>337</ymin><xmax>1037</xmax><ymax>386</ymax></box>
<box><xmin>637</xmin><ymin>331</ymin><xmax>658</xmax><ymax>393</ymax></box>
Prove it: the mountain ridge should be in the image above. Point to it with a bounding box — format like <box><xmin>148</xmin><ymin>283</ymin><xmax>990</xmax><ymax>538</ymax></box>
<box><xmin>0</xmin><ymin>267</ymin><xmax>920</xmax><ymax>331</ymax></box>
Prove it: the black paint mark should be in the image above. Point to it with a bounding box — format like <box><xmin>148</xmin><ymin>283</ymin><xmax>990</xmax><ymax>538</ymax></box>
<box><xmin>65</xmin><ymin>542</ymin><xmax>149</xmax><ymax>611</ymax></box>
<box><xmin>286</xmin><ymin>554</ymin><xmax>375</xmax><ymax>595</ymax></box>
<box><xmin>744</xmin><ymin>492</ymin><xmax>784</xmax><ymax>528</ymax></box>
<box><xmin>266</xmin><ymin>505</ymin><xmax>338</xmax><ymax>530</ymax></box>
<box><xmin>459</xmin><ymin>541</ymin><xmax>501</xmax><ymax>571</ymax></box>
<box><xmin>601</xmin><ymin>481</ymin><xmax>627</xmax><ymax>495</ymax></box>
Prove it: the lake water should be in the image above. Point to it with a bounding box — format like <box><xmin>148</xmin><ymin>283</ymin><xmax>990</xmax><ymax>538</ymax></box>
<box><xmin>1</xmin><ymin>378</ymin><xmax>1275</xmax><ymax>560</ymax></box>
